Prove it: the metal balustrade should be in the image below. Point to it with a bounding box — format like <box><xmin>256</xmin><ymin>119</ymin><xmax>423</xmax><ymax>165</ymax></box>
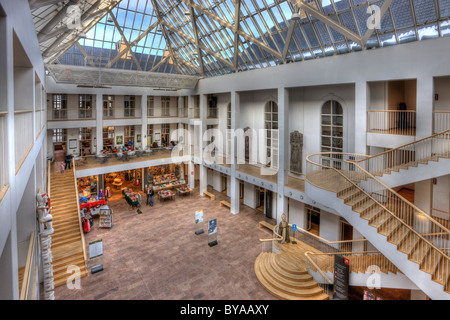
<box><xmin>354</xmin><ymin>130</ymin><xmax>450</xmax><ymax>177</ymax></box>
<box><xmin>367</xmin><ymin>110</ymin><xmax>416</xmax><ymax>136</ymax></box>
<box><xmin>305</xmin><ymin>152</ymin><xmax>450</xmax><ymax>292</ymax></box>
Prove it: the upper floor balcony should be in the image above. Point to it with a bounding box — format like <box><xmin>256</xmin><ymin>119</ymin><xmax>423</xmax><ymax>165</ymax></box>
<box><xmin>367</xmin><ymin>110</ymin><xmax>416</xmax><ymax>136</ymax></box>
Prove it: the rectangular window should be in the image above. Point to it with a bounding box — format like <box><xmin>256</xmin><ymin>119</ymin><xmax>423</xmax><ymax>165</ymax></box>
<box><xmin>103</xmin><ymin>95</ymin><xmax>114</xmax><ymax>118</ymax></box>
<box><xmin>79</xmin><ymin>94</ymin><xmax>93</xmax><ymax>118</ymax></box>
<box><xmin>208</xmin><ymin>95</ymin><xmax>218</xmax><ymax>118</ymax></box>
<box><xmin>79</xmin><ymin>128</ymin><xmax>92</xmax><ymax>141</ymax></box>
<box><xmin>161</xmin><ymin>124</ymin><xmax>170</xmax><ymax>146</ymax></box>
<box><xmin>52</xmin><ymin>128</ymin><xmax>67</xmax><ymax>143</ymax></box>
<box><xmin>124</xmin><ymin>125</ymin><xmax>135</xmax><ymax>146</ymax></box>
<box><xmin>147</xmin><ymin>96</ymin><xmax>154</xmax><ymax>117</ymax></box>
<box><xmin>162</xmin><ymin>96</ymin><xmax>170</xmax><ymax>117</ymax></box>
<box><xmin>124</xmin><ymin>95</ymin><xmax>135</xmax><ymax>117</ymax></box>
<box><xmin>52</xmin><ymin>94</ymin><xmax>67</xmax><ymax>119</ymax></box>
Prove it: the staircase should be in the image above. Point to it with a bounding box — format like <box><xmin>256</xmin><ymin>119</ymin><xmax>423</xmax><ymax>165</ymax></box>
<box><xmin>305</xmin><ymin>151</ymin><xmax>450</xmax><ymax>299</ymax></box>
<box><xmin>50</xmin><ymin>167</ymin><xmax>88</xmax><ymax>288</ymax></box>
<box><xmin>255</xmin><ymin>250</ymin><xmax>329</xmax><ymax>300</ymax></box>
<box><xmin>355</xmin><ymin>130</ymin><xmax>450</xmax><ymax>187</ymax></box>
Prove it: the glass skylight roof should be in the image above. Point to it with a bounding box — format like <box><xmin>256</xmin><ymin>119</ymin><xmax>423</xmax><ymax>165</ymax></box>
<box><xmin>31</xmin><ymin>0</ymin><xmax>450</xmax><ymax>78</ymax></box>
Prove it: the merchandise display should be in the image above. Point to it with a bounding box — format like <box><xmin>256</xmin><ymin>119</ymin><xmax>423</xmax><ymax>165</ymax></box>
<box><xmin>98</xmin><ymin>206</ymin><xmax>113</xmax><ymax>229</ymax></box>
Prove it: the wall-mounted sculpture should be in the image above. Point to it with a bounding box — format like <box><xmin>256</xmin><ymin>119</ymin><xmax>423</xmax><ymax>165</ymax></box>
<box><xmin>290</xmin><ymin>131</ymin><xmax>303</xmax><ymax>174</ymax></box>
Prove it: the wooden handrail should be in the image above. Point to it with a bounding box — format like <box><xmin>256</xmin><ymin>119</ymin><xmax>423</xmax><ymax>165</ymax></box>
<box><xmin>305</xmin><ymin>153</ymin><xmax>450</xmax><ymax>264</ymax></box>
<box><xmin>19</xmin><ymin>232</ymin><xmax>36</xmax><ymax>300</ymax></box>
<box><xmin>432</xmin><ymin>208</ymin><xmax>450</xmax><ymax>216</ymax></box>
<box><xmin>14</xmin><ymin>110</ymin><xmax>33</xmax><ymax>114</ymax></box>
<box><xmin>348</xmin><ymin>160</ymin><xmax>450</xmax><ymax>236</ymax></box>
<box><xmin>73</xmin><ymin>160</ymin><xmax>87</xmax><ymax>263</ymax></box>
<box><xmin>0</xmin><ymin>111</ymin><xmax>7</xmax><ymax>116</ymax></box>
<box><xmin>304</xmin><ymin>251</ymin><xmax>333</xmax><ymax>285</ymax></box>
<box><xmin>47</xmin><ymin>160</ymin><xmax>51</xmax><ymax>198</ymax></box>
<box><xmin>434</xmin><ymin>111</ymin><xmax>450</xmax><ymax>113</ymax></box>
<box><xmin>259</xmin><ymin>223</ymin><xmax>368</xmax><ymax>245</ymax></box>
<box><xmin>354</xmin><ymin>129</ymin><xmax>450</xmax><ymax>162</ymax></box>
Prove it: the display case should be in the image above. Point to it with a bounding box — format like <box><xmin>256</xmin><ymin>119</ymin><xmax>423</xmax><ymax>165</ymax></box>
<box><xmin>98</xmin><ymin>206</ymin><xmax>113</xmax><ymax>228</ymax></box>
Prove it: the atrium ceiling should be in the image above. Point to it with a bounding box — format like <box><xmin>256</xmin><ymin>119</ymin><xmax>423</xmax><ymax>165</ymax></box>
<box><xmin>31</xmin><ymin>0</ymin><xmax>450</xmax><ymax>79</ymax></box>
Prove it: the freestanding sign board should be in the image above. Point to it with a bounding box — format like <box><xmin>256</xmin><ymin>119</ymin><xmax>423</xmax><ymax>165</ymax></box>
<box><xmin>194</xmin><ymin>210</ymin><xmax>204</xmax><ymax>235</ymax></box>
<box><xmin>208</xmin><ymin>219</ymin><xmax>218</xmax><ymax>247</ymax></box>
<box><xmin>334</xmin><ymin>255</ymin><xmax>350</xmax><ymax>300</ymax></box>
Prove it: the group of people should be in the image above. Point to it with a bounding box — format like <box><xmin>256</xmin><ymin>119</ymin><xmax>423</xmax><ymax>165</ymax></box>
<box><xmin>59</xmin><ymin>154</ymin><xmax>73</xmax><ymax>174</ymax></box>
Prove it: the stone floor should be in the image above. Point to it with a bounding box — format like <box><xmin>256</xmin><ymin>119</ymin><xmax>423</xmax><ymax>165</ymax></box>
<box><xmin>53</xmin><ymin>185</ymin><xmax>277</xmax><ymax>300</ymax></box>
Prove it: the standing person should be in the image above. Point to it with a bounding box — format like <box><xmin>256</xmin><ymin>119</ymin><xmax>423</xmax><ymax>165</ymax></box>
<box><xmin>145</xmin><ymin>185</ymin><xmax>150</xmax><ymax>206</ymax></box>
<box><xmin>65</xmin><ymin>154</ymin><xmax>73</xmax><ymax>169</ymax></box>
<box><xmin>149</xmin><ymin>187</ymin><xmax>154</xmax><ymax>207</ymax></box>
<box><xmin>60</xmin><ymin>162</ymin><xmax>65</xmax><ymax>174</ymax></box>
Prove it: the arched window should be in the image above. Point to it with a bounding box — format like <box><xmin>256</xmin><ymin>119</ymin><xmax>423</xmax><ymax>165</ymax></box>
<box><xmin>264</xmin><ymin>101</ymin><xmax>278</xmax><ymax>168</ymax></box>
<box><xmin>321</xmin><ymin>100</ymin><xmax>343</xmax><ymax>168</ymax></box>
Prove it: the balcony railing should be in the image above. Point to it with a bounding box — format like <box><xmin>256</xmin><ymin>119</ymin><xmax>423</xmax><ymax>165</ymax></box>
<box><xmin>19</xmin><ymin>232</ymin><xmax>39</xmax><ymax>300</ymax></box>
<box><xmin>190</xmin><ymin>107</ymin><xmax>200</xmax><ymax>119</ymax></box>
<box><xmin>367</xmin><ymin>110</ymin><xmax>416</xmax><ymax>136</ymax></box>
<box><xmin>148</xmin><ymin>107</ymin><xmax>180</xmax><ymax>118</ymax></box>
<box><xmin>48</xmin><ymin>108</ymin><xmax>96</xmax><ymax>120</ymax></box>
<box><xmin>14</xmin><ymin>110</ymin><xmax>34</xmax><ymax>172</ymax></box>
<box><xmin>434</xmin><ymin>111</ymin><xmax>450</xmax><ymax>134</ymax></box>
<box><xmin>0</xmin><ymin>112</ymin><xmax>7</xmax><ymax>192</ymax></box>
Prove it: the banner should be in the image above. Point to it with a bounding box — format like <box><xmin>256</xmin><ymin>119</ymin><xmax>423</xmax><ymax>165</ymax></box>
<box><xmin>208</xmin><ymin>219</ymin><xmax>217</xmax><ymax>235</ymax></box>
<box><xmin>195</xmin><ymin>210</ymin><xmax>204</xmax><ymax>224</ymax></box>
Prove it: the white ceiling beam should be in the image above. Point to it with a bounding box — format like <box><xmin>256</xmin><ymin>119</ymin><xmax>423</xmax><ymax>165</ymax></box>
<box><xmin>104</xmin><ymin>20</ymin><xmax>159</xmax><ymax>69</ymax></box>
<box><xmin>29</xmin><ymin>0</ymin><xmax>67</xmax><ymax>10</ymax></box>
<box><xmin>150</xmin><ymin>0</ymin><xmax>183</xmax><ymax>74</ymax></box>
<box><xmin>181</xmin><ymin>0</ymin><xmax>283</xmax><ymax>61</ymax></box>
<box><xmin>294</xmin><ymin>1</ymin><xmax>363</xmax><ymax>47</ymax></box>
<box><xmin>282</xmin><ymin>5</ymin><xmax>299</xmax><ymax>63</ymax></box>
<box><xmin>75</xmin><ymin>42</ymin><xmax>96</xmax><ymax>67</ymax></box>
<box><xmin>108</xmin><ymin>11</ymin><xmax>143</xmax><ymax>71</ymax></box>
<box><xmin>149</xmin><ymin>55</ymin><xmax>170</xmax><ymax>72</ymax></box>
<box><xmin>37</xmin><ymin>0</ymin><xmax>81</xmax><ymax>42</ymax></box>
<box><xmin>233</xmin><ymin>0</ymin><xmax>241</xmax><ymax>70</ymax></box>
<box><xmin>160</xmin><ymin>20</ymin><xmax>235</xmax><ymax>71</ymax></box>
<box><xmin>42</xmin><ymin>0</ymin><xmax>109</xmax><ymax>57</ymax></box>
<box><xmin>188</xmin><ymin>1</ymin><xmax>206</xmax><ymax>75</ymax></box>
<box><xmin>361</xmin><ymin>0</ymin><xmax>394</xmax><ymax>47</ymax></box>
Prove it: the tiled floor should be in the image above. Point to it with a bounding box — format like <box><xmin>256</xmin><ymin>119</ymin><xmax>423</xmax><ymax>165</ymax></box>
<box><xmin>53</xmin><ymin>185</ymin><xmax>277</xmax><ymax>300</ymax></box>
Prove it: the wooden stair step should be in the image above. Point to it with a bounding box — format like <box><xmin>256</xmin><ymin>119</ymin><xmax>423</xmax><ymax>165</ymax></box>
<box><xmin>254</xmin><ymin>254</ymin><xmax>329</xmax><ymax>300</ymax></box>
<box><xmin>387</xmin><ymin>225</ymin><xmax>409</xmax><ymax>245</ymax></box>
<box><xmin>398</xmin><ymin>232</ymin><xmax>420</xmax><ymax>256</ymax></box>
<box><xmin>260</xmin><ymin>254</ymin><xmax>318</xmax><ymax>290</ymax></box>
<box><xmin>268</xmin><ymin>254</ymin><xmax>313</xmax><ymax>282</ymax></box>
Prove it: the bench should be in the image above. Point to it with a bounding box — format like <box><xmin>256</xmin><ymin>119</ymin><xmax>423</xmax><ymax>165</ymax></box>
<box><xmin>203</xmin><ymin>191</ymin><xmax>215</xmax><ymax>201</ymax></box>
<box><xmin>259</xmin><ymin>220</ymin><xmax>275</xmax><ymax>232</ymax></box>
<box><xmin>219</xmin><ymin>200</ymin><xmax>231</xmax><ymax>208</ymax></box>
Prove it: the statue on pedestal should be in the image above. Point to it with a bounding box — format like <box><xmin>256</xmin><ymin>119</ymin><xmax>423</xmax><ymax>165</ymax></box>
<box><xmin>278</xmin><ymin>213</ymin><xmax>290</xmax><ymax>244</ymax></box>
<box><xmin>290</xmin><ymin>131</ymin><xmax>303</xmax><ymax>174</ymax></box>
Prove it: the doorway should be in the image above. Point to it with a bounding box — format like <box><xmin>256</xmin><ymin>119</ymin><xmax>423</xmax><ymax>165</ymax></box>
<box><xmin>306</xmin><ymin>205</ymin><xmax>320</xmax><ymax>236</ymax></box>
<box><xmin>340</xmin><ymin>219</ymin><xmax>353</xmax><ymax>251</ymax></box>
<box><xmin>255</xmin><ymin>187</ymin><xmax>273</xmax><ymax>218</ymax></box>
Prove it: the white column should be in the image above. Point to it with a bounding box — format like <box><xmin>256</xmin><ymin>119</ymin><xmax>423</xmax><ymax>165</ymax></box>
<box><xmin>416</xmin><ymin>77</ymin><xmax>434</xmax><ymax>139</ymax></box>
<box><xmin>141</xmin><ymin>94</ymin><xmax>148</xmax><ymax>149</ymax></box>
<box><xmin>199</xmin><ymin>94</ymin><xmax>207</xmax><ymax>196</ymax></box>
<box><xmin>276</xmin><ymin>87</ymin><xmax>289</xmax><ymax>222</ymax></box>
<box><xmin>230</xmin><ymin>91</ymin><xmax>240</xmax><ymax>214</ymax></box>
<box><xmin>96</xmin><ymin>93</ymin><xmax>103</xmax><ymax>154</ymax></box>
<box><xmin>188</xmin><ymin>161</ymin><xmax>195</xmax><ymax>189</ymax></box>
<box><xmin>355</xmin><ymin>80</ymin><xmax>369</xmax><ymax>155</ymax></box>
<box><xmin>3</xmin><ymin>15</ymin><xmax>19</xmax><ymax>299</ymax></box>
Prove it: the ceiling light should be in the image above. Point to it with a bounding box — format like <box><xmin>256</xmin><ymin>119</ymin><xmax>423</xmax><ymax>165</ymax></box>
<box><xmin>184</xmin><ymin>10</ymin><xmax>191</xmax><ymax>16</ymax></box>
<box><xmin>107</xmin><ymin>17</ymin><xmax>114</xmax><ymax>23</ymax></box>
<box><xmin>156</xmin><ymin>28</ymin><xmax>162</xmax><ymax>32</ymax></box>
<box><xmin>78</xmin><ymin>33</ymin><xmax>87</xmax><ymax>39</ymax></box>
